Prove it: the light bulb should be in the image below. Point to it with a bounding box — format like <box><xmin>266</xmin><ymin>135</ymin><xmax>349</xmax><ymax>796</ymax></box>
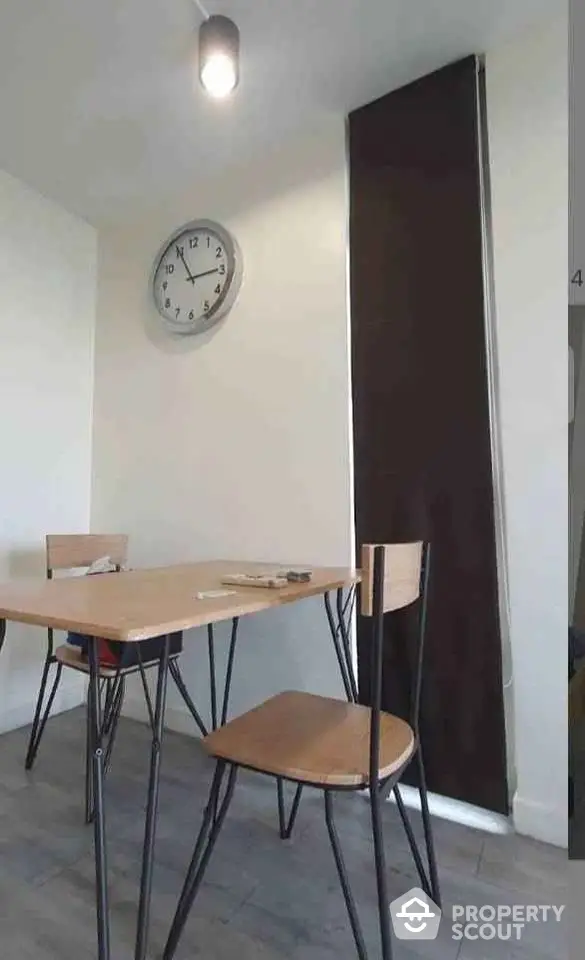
<box><xmin>200</xmin><ymin>52</ymin><xmax>237</xmax><ymax>98</ymax></box>
<box><xmin>198</xmin><ymin>15</ymin><xmax>240</xmax><ymax>99</ymax></box>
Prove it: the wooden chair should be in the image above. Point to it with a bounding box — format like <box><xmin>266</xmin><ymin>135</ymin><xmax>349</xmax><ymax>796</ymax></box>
<box><xmin>25</xmin><ymin>534</ymin><xmax>208</xmax><ymax>822</ymax></box>
<box><xmin>162</xmin><ymin>542</ymin><xmax>440</xmax><ymax>960</ymax></box>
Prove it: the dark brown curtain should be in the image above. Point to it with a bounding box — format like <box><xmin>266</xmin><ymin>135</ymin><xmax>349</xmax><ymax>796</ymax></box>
<box><xmin>349</xmin><ymin>56</ymin><xmax>508</xmax><ymax>813</ymax></box>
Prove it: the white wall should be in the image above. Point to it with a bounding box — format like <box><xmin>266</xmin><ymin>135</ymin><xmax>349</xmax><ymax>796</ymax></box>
<box><xmin>0</xmin><ymin>168</ymin><xmax>97</xmax><ymax>733</ymax></box>
<box><xmin>486</xmin><ymin>14</ymin><xmax>568</xmax><ymax>846</ymax></box>
<box><xmin>92</xmin><ymin>122</ymin><xmax>353</xmax><ymax>726</ymax></box>
<box><xmin>92</xmin><ymin>21</ymin><xmax>568</xmax><ymax>848</ymax></box>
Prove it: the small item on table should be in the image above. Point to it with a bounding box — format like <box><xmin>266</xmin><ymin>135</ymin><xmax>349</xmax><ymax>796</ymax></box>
<box><xmin>280</xmin><ymin>570</ymin><xmax>313</xmax><ymax>583</ymax></box>
<box><xmin>220</xmin><ymin>570</ymin><xmax>313</xmax><ymax>589</ymax></box>
<box><xmin>195</xmin><ymin>589</ymin><xmax>237</xmax><ymax>600</ymax></box>
<box><xmin>221</xmin><ymin>573</ymin><xmax>289</xmax><ymax>589</ymax></box>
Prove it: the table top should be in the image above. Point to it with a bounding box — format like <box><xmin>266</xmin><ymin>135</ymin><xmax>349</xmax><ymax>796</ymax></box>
<box><xmin>0</xmin><ymin>560</ymin><xmax>360</xmax><ymax>642</ymax></box>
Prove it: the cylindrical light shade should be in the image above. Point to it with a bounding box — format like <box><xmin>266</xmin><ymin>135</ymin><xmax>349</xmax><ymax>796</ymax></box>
<box><xmin>199</xmin><ymin>15</ymin><xmax>240</xmax><ymax>98</ymax></box>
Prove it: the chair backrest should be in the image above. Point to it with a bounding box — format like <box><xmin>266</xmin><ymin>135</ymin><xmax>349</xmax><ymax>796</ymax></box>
<box><xmin>45</xmin><ymin>534</ymin><xmax>129</xmax><ymax>577</ymax></box>
<box><xmin>360</xmin><ymin>541</ymin><xmax>430</xmax><ymax>785</ymax></box>
<box><xmin>361</xmin><ymin>542</ymin><xmax>423</xmax><ymax>616</ymax></box>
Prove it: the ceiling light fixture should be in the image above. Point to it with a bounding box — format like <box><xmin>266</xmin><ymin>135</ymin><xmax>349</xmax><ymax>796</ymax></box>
<box><xmin>194</xmin><ymin>1</ymin><xmax>240</xmax><ymax>99</ymax></box>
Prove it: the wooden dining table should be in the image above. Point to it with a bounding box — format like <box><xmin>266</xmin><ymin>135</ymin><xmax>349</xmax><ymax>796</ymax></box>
<box><xmin>0</xmin><ymin>559</ymin><xmax>360</xmax><ymax>960</ymax></box>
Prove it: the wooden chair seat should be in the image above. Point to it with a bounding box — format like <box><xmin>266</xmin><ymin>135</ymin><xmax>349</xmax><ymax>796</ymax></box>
<box><xmin>55</xmin><ymin>643</ymin><xmax>179</xmax><ymax>679</ymax></box>
<box><xmin>204</xmin><ymin>691</ymin><xmax>416</xmax><ymax>788</ymax></box>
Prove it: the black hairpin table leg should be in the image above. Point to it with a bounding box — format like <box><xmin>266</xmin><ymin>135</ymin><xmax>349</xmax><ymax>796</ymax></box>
<box><xmin>206</xmin><ymin>618</ymin><xmax>240</xmax><ymax>825</ymax></box>
<box><xmin>275</xmin><ymin>587</ymin><xmax>358</xmax><ymax>842</ymax></box>
<box><xmin>324</xmin><ymin>586</ymin><xmax>358</xmax><ymax>704</ymax></box>
<box><xmin>135</xmin><ymin>635</ymin><xmax>171</xmax><ymax>960</ymax></box>
<box><xmin>207</xmin><ymin>618</ymin><xmax>240</xmax><ymax>732</ymax></box>
<box><xmin>88</xmin><ymin>636</ymin><xmax>110</xmax><ymax>960</ymax></box>
<box><xmin>336</xmin><ymin>587</ymin><xmax>358</xmax><ymax>701</ymax></box>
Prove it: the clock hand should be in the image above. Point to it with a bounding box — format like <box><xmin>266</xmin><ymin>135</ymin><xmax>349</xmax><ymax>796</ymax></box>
<box><xmin>176</xmin><ymin>247</ymin><xmax>196</xmax><ymax>283</ymax></box>
<box><xmin>191</xmin><ymin>267</ymin><xmax>220</xmax><ymax>281</ymax></box>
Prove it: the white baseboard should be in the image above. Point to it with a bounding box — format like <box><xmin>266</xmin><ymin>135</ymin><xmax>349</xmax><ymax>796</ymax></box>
<box><xmin>121</xmin><ymin>695</ymin><xmax>204</xmax><ymax>740</ymax></box>
<box><xmin>379</xmin><ymin>784</ymin><xmax>512</xmax><ymax>836</ymax></box>
<box><xmin>0</xmin><ymin>680</ymin><xmax>85</xmax><ymax>737</ymax></box>
<box><xmin>513</xmin><ymin>793</ymin><xmax>568</xmax><ymax>848</ymax></box>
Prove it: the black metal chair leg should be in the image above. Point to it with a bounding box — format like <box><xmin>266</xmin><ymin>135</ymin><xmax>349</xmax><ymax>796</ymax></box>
<box><xmin>163</xmin><ymin>763</ymin><xmax>238</xmax><ymax>960</ymax></box>
<box><xmin>104</xmin><ymin>678</ymin><xmax>125</xmax><ymax>774</ymax></box>
<box><xmin>325</xmin><ymin>791</ymin><xmax>368</xmax><ymax>960</ymax></box>
<box><xmin>168</xmin><ymin>659</ymin><xmax>208</xmax><ymax>736</ymax></box>
<box><xmin>393</xmin><ymin>784</ymin><xmax>432</xmax><ymax>899</ymax></box>
<box><xmin>416</xmin><ymin>748</ymin><xmax>441</xmax><ymax>907</ymax></box>
<box><xmin>369</xmin><ymin>783</ymin><xmax>394</xmax><ymax>960</ymax></box>
<box><xmin>25</xmin><ymin>655</ymin><xmax>53</xmax><ymax>769</ymax></box>
<box><xmin>103</xmin><ymin>676</ymin><xmax>124</xmax><ymax>735</ymax></box>
<box><xmin>285</xmin><ymin>783</ymin><xmax>303</xmax><ymax>839</ymax></box>
<box><xmin>25</xmin><ymin>660</ymin><xmax>63</xmax><ymax>770</ymax></box>
<box><xmin>172</xmin><ymin>761</ymin><xmax>226</xmax><ymax>923</ymax></box>
<box><xmin>101</xmin><ymin>679</ymin><xmax>114</xmax><ymax>731</ymax></box>
<box><xmin>277</xmin><ymin>779</ymin><xmax>303</xmax><ymax>840</ymax></box>
<box><xmin>277</xmin><ymin>777</ymin><xmax>286</xmax><ymax>837</ymax></box>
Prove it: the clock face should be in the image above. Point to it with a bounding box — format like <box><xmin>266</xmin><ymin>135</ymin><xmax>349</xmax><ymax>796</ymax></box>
<box><xmin>152</xmin><ymin>220</ymin><xmax>242</xmax><ymax>335</ymax></box>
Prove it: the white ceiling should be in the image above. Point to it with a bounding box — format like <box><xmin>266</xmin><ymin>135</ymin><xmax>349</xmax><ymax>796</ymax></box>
<box><xmin>0</xmin><ymin>0</ymin><xmax>557</xmax><ymax>224</ymax></box>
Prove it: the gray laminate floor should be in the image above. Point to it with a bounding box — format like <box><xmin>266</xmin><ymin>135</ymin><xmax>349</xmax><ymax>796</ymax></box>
<box><xmin>0</xmin><ymin>708</ymin><xmax>567</xmax><ymax>959</ymax></box>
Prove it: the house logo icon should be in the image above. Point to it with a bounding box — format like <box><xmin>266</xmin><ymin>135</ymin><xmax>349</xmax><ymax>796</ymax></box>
<box><xmin>390</xmin><ymin>887</ymin><xmax>441</xmax><ymax>940</ymax></box>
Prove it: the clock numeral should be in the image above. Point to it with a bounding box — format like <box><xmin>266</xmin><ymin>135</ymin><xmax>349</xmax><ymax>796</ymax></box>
<box><xmin>189</xmin><ymin>310</ymin><xmax>194</xmax><ymax>320</ymax></box>
<box><xmin>175</xmin><ymin>245</ymin><xmax>184</xmax><ymax>258</ymax></box>
<box><xmin>214</xmin><ymin>283</ymin><xmax>221</xmax><ymax>295</ymax></box>
<box><xmin>165</xmin><ymin>298</ymin><xmax>171</xmax><ymax>309</ymax></box>
<box><xmin>162</xmin><ymin>281</ymin><xmax>168</xmax><ymax>291</ymax></box>
<box><xmin>218</xmin><ymin>264</ymin><xmax>226</xmax><ymax>275</ymax></box>
<box><xmin>190</xmin><ymin>236</ymin><xmax>199</xmax><ymax>249</ymax></box>
<box><xmin>175</xmin><ymin>307</ymin><xmax>181</xmax><ymax>318</ymax></box>
<box><xmin>165</xmin><ymin>263</ymin><xmax>175</xmax><ymax>275</ymax></box>
<box><xmin>207</xmin><ymin>236</ymin><xmax>211</xmax><ymax>248</ymax></box>
<box><xmin>216</xmin><ymin>246</ymin><xmax>223</xmax><ymax>258</ymax></box>
<box><xmin>203</xmin><ymin>300</ymin><xmax>210</xmax><ymax>313</ymax></box>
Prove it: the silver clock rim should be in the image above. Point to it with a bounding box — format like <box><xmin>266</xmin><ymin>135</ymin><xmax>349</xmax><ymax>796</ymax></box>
<box><xmin>151</xmin><ymin>218</ymin><xmax>243</xmax><ymax>336</ymax></box>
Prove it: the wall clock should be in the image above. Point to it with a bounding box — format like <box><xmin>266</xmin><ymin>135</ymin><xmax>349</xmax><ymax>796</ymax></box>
<box><xmin>151</xmin><ymin>219</ymin><xmax>243</xmax><ymax>335</ymax></box>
